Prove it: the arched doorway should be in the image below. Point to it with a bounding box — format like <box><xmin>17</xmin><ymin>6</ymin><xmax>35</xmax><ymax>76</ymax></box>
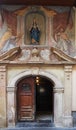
<box><xmin>7</xmin><ymin>69</ymin><xmax>64</xmax><ymax>127</ymax></box>
<box><xmin>16</xmin><ymin>75</ymin><xmax>54</xmax><ymax>123</ymax></box>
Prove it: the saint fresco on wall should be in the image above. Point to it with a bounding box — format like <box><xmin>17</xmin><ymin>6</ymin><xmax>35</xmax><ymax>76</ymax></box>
<box><xmin>52</xmin><ymin>7</ymin><xmax>75</xmax><ymax>56</ymax></box>
<box><xmin>0</xmin><ymin>9</ymin><xmax>22</xmax><ymax>54</ymax></box>
<box><xmin>0</xmin><ymin>6</ymin><xmax>75</xmax><ymax>57</ymax></box>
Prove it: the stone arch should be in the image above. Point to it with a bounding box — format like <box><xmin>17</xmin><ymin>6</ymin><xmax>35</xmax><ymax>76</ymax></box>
<box><xmin>8</xmin><ymin>69</ymin><xmax>63</xmax><ymax>89</ymax></box>
<box><xmin>7</xmin><ymin>69</ymin><xmax>64</xmax><ymax>127</ymax></box>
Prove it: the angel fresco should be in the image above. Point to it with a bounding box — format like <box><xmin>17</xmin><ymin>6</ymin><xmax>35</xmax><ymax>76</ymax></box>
<box><xmin>0</xmin><ymin>11</ymin><xmax>22</xmax><ymax>54</ymax></box>
<box><xmin>54</xmin><ymin>26</ymin><xmax>73</xmax><ymax>55</ymax></box>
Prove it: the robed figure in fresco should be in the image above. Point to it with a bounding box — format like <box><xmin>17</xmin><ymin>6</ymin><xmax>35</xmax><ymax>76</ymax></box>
<box><xmin>29</xmin><ymin>18</ymin><xmax>40</xmax><ymax>45</ymax></box>
<box><xmin>54</xmin><ymin>27</ymin><xmax>73</xmax><ymax>55</ymax></box>
<box><xmin>0</xmin><ymin>11</ymin><xmax>22</xmax><ymax>53</ymax></box>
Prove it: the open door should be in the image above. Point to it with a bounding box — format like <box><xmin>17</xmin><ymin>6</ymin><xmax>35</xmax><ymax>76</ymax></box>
<box><xmin>36</xmin><ymin>76</ymin><xmax>54</xmax><ymax>122</ymax></box>
<box><xmin>17</xmin><ymin>77</ymin><xmax>35</xmax><ymax>121</ymax></box>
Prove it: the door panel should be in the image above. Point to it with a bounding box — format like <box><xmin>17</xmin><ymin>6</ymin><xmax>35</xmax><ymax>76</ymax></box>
<box><xmin>17</xmin><ymin>77</ymin><xmax>35</xmax><ymax>121</ymax></box>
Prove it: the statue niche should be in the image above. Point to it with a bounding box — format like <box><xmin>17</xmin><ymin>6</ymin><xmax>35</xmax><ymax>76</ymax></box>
<box><xmin>24</xmin><ymin>12</ymin><xmax>46</xmax><ymax>45</ymax></box>
<box><xmin>29</xmin><ymin>18</ymin><xmax>40</xmax><ymax>45</ymax></box>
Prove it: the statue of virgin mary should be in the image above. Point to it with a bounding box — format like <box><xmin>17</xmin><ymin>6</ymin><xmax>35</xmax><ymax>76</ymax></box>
<box><xmin>30</xmin><ymin>18</ymin><xmax>40</xmax><ymax>45</ymax></box>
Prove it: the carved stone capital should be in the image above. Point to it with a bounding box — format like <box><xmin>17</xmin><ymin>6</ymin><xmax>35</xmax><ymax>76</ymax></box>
<box><xmin>64</xmin><ymin>66</ymin><xmax>72</xmax><ymax>80</ymax></box>
<box><xmin>0</xmin><ymin>66</ymin><xmax>6</xmax><ymax>87</ymax></box>
<box><xmin>64</xmin><ymin>66</ymin><xmax>72</xmax><ymax>73</ymax></box>
<box><xmin>53</xmin><ymin>88</ymin><xmax>64</xmax><ymax>93</ymax></box>
<box><xmin>7</xmin><ymin>87</ymin><xmax>15</xmax><ymax>92</ymax></box>
<box><xmin>0</xmin><ymin>66</ymin><xmax>6</xmax><ymax>72</ymax></box>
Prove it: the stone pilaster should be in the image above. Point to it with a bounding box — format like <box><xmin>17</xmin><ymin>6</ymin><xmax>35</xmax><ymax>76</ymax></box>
<box><xmin>7</xmin><ymin>87</ymin><xmax>15</xmax><ymax>127</ymax></box>
<box><xmin>63</xmin><ymin>65</ymin><xmax>73</xmax><ymax>127</ymax></box>
<box><xmin>0</xmin><ymin>66</ymin><xmax>6</xmax><ymax>127</ymax></box>
<box><xmin>54</xmin><ymin>87</ymin><xmax>64</xmax><ymax>127</ymax></box>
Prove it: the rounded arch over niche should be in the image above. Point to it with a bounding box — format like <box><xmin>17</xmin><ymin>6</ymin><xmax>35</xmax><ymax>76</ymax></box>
<box><xmin>8</xmin><ymin>69</ymin><xmax>63</xmax><ymax>89</ymax></box>
<box><xmin>24</xmin><ymin>12</ymin><xmax>46</xmax><ymax>45</ymax></box>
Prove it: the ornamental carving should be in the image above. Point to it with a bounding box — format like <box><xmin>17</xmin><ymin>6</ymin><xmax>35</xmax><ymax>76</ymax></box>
<box><xmin>0</xmin><ymin>46</ymin><xmax>75</xmax><ymax>63</ymax></box>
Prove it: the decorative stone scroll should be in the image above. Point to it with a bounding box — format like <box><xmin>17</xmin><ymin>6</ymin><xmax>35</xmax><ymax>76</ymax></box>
<box><xmin>53</xmin><ymin>88</ymin><xmax>64</xmax><ymax>93</ymax></box>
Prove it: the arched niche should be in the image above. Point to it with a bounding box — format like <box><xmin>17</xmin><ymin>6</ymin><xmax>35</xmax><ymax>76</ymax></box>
<box><xmin>24</xmin><ymin>12</ymin><xmax>46</xmax><ymax>45</ymax></box>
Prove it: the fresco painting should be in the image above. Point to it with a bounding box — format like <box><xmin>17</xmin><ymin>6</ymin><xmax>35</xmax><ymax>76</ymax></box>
<box><xmin>0</xmin><ymin>9</ymin><xmax>22</xmax><ymax>54</ymax></box>
<box><xmin>53</xmin><ymin>7</ymin><xmax>75</xmax><ymax>56</ymax></box>
<box><xmin>0</xmin><ymin>6</ymin><xmax>75</xmax><ymax>57</ymax></box>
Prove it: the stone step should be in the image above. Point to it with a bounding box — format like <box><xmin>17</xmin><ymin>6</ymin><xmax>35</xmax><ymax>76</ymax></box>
<box><xmin>1</xmin><ymin>127</ymin><xmax>76</xmax><ymax>130</ymax></box>
<box><xmin>16</xmin><ymin>122</ymin><xmax>54</xmax><ymax>127</ymax></box>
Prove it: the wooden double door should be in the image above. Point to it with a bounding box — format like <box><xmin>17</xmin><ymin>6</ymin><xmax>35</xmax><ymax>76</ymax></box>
<box><xmin>17</xmin><ymin>76</ymin><xmax>53</xmax><ymax>121</ymax></box>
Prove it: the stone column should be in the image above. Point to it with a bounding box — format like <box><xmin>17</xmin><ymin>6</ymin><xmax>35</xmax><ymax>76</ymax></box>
<box><xmin>63</xmin><ymin>65</ymin><xmax>73</xmax><ymax>127</ymax></box>
<box><xmin>54</xmin><ymin>88</ymin><xmax>64</xmax><ymax>127</ymax></box>
<box><xmin>0</xmin><ymin>66</ymin><xmax>6</xmax><ymax>127</ymax></box>
<box><xmin>7</xmin><ymin>87</ymin><xmax>15</xmax><ymax>127</ymax></box>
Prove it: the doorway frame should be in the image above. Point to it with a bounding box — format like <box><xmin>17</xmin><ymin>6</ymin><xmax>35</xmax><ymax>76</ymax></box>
<box><xmin>7</xmin><ymin>69</ymin><xmax>64</xmax><ymax>127</ymax></box>
<box><xmin>35</xmin><ymin>75</ymin><xmax>54</xmax><ymax>122</ymax></box>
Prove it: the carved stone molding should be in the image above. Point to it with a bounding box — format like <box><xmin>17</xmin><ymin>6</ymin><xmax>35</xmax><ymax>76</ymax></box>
<box><xmin>0</xmin><ymin>46</ymin><xmax>76</xmax><ymax>63</ymax></box>
<box><xmin>0</xmin><ymin>66</ymin><xmax>6</xmax><ymax>87</ymax></box>
<box><xmin>64</xmin><ymin>66</ymin><xmax>72</xmax><ymax>80</ymax></box>
<box><xmin>53</xmin><ymin>88</ymin><xmax>64</xmax><ymax>93</ymax></box>
<box><xmin>0</xmin><ymin>66</ymin><xmax>6</xmax><ymax>72</ymax></box>
<box><xmin>7</xmin><ymin>87</ymin><xmax>15</xmax><ymax>92</ymax></box>
<box><xmin>64</xmin><ymin>66</ymin><xmax>72</xmax><ymax>72</ymax></box>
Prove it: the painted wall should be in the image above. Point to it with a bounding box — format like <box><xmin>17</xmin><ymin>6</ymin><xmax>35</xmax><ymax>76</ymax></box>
<box><xmin>0</xmin><ymin>6</ymin><xmax>75</xmax><ymax>56</ymax></box>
